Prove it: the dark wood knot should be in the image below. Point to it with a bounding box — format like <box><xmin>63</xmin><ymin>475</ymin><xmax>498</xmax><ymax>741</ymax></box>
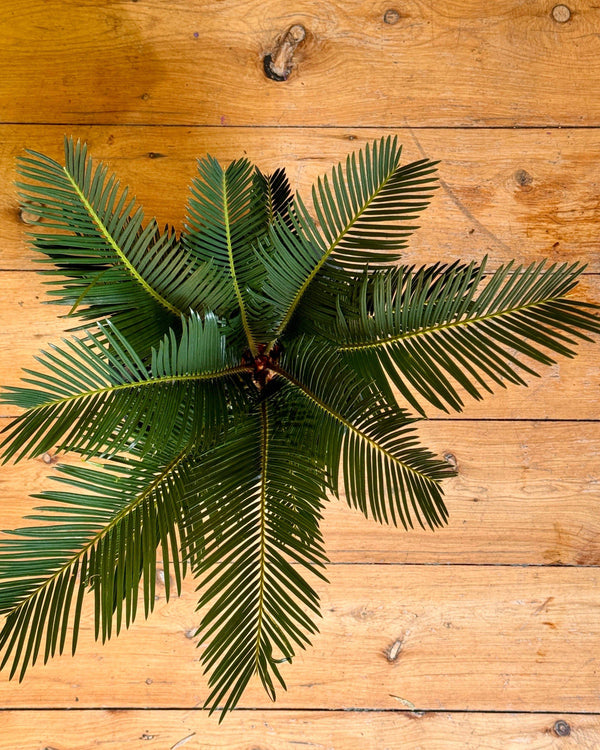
<box><xmin>264</xmin><ymin>24</ymin><xmax>307</xmax><ymax>82</ymax></box>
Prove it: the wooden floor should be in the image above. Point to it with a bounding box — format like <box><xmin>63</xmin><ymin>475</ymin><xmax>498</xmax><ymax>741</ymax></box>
<box><xmin>1</xmin><ymin>1</ymin><xmax>599</xmax><ymax>747</ymax></box>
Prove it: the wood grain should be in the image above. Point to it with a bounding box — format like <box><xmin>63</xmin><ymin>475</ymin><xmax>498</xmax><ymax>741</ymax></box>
<box><xmin>2</xmin><ymin>709</ymin><xmax>599</xmax><ymax>749</ymax></box>
<box><xmin>1</xmin><ymin>421</ymin><xmax>598</xmax><ymax>566</ymax></box>
<box><xmin>2</xmin><ymin>1</ymin><xmax>600</xmax><ymax>126</ymax></box>
<box><xmin>0</xmin><ymin>565</ymin><xmax>598</xmax><ymax>711</ymax></box>
<box><xmin>1</xmin><ymin>126</ymin><xmax>600</xmax><ymax>272</ymax></box>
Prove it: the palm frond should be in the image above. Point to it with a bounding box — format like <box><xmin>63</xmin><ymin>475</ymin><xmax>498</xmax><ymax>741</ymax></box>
<box><xmin>0</xmin><ymin>443</ymin><xmax>201</xmax><ymax>681</ymax></box>
<box><xmin>274</xmin><ymin>337</ymin><xmax>453</xmax><ymax>529</ymax></box>
<box><xmin>183</xmin><ymin>157</ymin><xmax>270</xmax><ymax>353</ymax></box>
<box><xmin>185</xmin><ymin>398</ymin><xmax>328</xmax><ymax>718</ymax></box>
<box><xmin>17</xmin><ymin>138</ymin><xmax>222</xmax><ymax>355</ymax></box>
<box><xmin>334</xmin><ymin>259</ymin><xmax>600</xmax><ymax>415</ymax></box>
<box><xmin>1</xmin><ymin>313</ymin><xmax>249</xmax><ymax>462</ymax></box>
<box><xmin>261</xmin><ymin>136</ymin><xmax>439</xmax><ymax>338</ymax></box>
<box><xmin>294</xmin><ymin>260</ymin><xmax>477</xmax><ymax>340</ymax></box>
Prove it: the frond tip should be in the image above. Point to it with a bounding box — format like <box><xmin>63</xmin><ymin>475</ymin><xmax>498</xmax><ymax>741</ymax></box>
<box><xmin>185</xmin><ymin>402</ymin><xmax>329</xmax><ymax>717</ymax></box>
<box><xmin>0</xmin><ymin>446</ymin><xmax>201</xmax><ymax>681</ymax></box>
<box><xmin>335</xmin><ymin>258</ymin><xmax>600</xmax><ymax>415</ymax></box>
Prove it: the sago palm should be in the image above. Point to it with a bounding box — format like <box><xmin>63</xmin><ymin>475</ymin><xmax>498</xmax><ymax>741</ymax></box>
<box><xmin>1</xmin><ymin>136</ymin><xmax>598</xmax><ymax>718</ymax></box>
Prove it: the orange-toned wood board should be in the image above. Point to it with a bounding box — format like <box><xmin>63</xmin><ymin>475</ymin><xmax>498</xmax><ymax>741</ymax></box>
<box><xmin>1</xmin><ymin>1</ymin><xmax>600</xmax><ymax>126</ymax></box>
<box><xmin>1</xmin><ymin>126</ymin><xmax>600</xmax><ymax>272</ymax></box>
<box><xmin>2</xmin><ymin>709</ymin><xmax>599</xmax><ymax>750</ymax></box>
<box><xmin>0</xmin><ymin>565</ymin><xmax>598</xmax><ymax>711</ymax></box>
<box><xmin>1</xmin><ymin>421</ymin><xmax>598</xmax><ymax>566</ymax></box>
<box><xmin>0</xmin><ymin>272</ymin><xmax>598</xmax><ymax>420</ymax></box>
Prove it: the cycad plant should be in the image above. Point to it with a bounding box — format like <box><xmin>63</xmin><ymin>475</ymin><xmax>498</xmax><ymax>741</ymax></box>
<box><xmin>1</xmin><ymin>137</ymin><xmax>598</xmax><ymax>717</ymax></box>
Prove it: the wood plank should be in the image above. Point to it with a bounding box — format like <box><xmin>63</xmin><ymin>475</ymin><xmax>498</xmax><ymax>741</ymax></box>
<box><xmin>1</xmin><ymin>271</ymin><xmax>598</xmax><ymax>420</ymax></box>
<box><xmin>2</xmin><ymin>709</ymin><xmax>599</xmax><ymax>749</ymax></box>
<box><xmin>327</xmin><ymin>421</ymin><xmax>600</xmax><ymax>565</ymax></box>
<box><xmin>2</xmin><ymin>126</ymin><xmax>600</xmax><ymax>271</ymax></box>
<box><xmin>2</xmin><ymin>1</ymin><xmax>600</xmax><ymax>126</ymax></box>
<box><xmin>0</xmin><ymin>565</ymin><xmax>598</xmax><ymax>710</ymax></box>
<box><xmin>1</xmin><ymin>422</ymin><xmax>598</xmax><ymax>566</ymax></box>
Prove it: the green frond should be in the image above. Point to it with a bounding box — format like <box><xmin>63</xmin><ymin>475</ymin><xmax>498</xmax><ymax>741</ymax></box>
<box><xmin>261</xmin><ymin>136</ymin><xmax>439</xmax><ymax>338</ymax></box>
<box><xmin>334</xmin><ymin>259</ymin><xmax>600</xmax><ymax>415</ymax></box>
<box><xmin>183</xmin><ymin>156</ymin><xmax>271</xmax><ymax>353</ymax></box>
<box><xmin>17</xmin><ymin>138</ymin><xmax>216</xmax><ymax>355</ymax></box>
<box><xmin>1</xmin><ymin>313</ymin><xmax>250</xmax><ymax>463</ymax></box>
<box><xmin>185</xmin><ymin>400</ymin><xmax>328</xmax><ymax>718</ymax></box>
<box><xmin>0</xmin><ymin>444</ymin><xmax>201</xmax><ymax>681</ymax></box>
<box><xmin>291</xmin><ymin>261</ymin><xmax>476</xmax><ymax>343</ymax></box>
<box><xmin>275</xmin><ymin>338</ymin><xmax>453</xmax><ymax>529</ymax></box>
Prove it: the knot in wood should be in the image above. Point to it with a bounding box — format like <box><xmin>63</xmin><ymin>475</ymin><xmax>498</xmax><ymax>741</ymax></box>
<box><xmin>264</xmin><ymin>24</ymin><xmax>307</xmax><ymax>82</ymax></box>
<box><xmin>386</xmin><ymin>637</ymin><xmax>403</xmax><ymax>662</ymax></box>
<box><xmin>514</xmin><ymin>169</ymin><xmax>533</xmax><ymax>187</ymax></box>
<box><xmin>444</xmin><ymin>452</ymin><xmax>458</xmax><ymax>471</ymax></box>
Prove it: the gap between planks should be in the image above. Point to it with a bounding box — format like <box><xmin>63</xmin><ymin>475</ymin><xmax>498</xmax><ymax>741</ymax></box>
<box><xmin>5</xmin><ymin>123</ymin><xmax>600</xmax><ymax>130</ymax></box>
<box><xmin>0</xmin><ymin>707</ymin><xmax>599</xmax><ymax>715</ymax></box>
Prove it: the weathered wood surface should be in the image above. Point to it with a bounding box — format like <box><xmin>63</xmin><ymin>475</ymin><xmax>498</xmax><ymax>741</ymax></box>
<box><xmin>1</xmin><ymin>421</ymin><xmax>598</xmax><ymax>566</ymax></box>
<box><xmin>2</xmin><ymin>1</ymin><xmax>600</xmax><ymax>126</ymax></box>
<box><xmin>0</xmin><ymin>565</ymin><xmax>598</xmax><ymax>711</ymax></box>
<box><xmin>1</xmin><ymin>272</ymin><xmax>598</xmax><ymax>420</ymax></box>
<box><xmin>1</xmin><ymin>126</ymin><xmax>600</xmax><ymax>272</ymax></box>
<box><xmin>2</xmin><ymin>709</ymin><xmax>599</xmax><ymax>750</ymax></box>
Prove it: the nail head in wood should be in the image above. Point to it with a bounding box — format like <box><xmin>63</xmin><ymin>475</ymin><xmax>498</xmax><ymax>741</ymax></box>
<box><xmin>553</xmin><ymin>720</ymin><xmax>571</xmax><ymax>736</ymax></box>
<box><xmin>552</xmin><ymin>4</ymin><xmax>571</xmax><ymax>23</ymax></box>
<box><xmin>19</xmin><ymin>207</ymin><xmax>41</xmax><ymax>224</ymax></box>
<box><xmin>384</xmin><ymin>9</ymin><xmax>400</xmax><ymax>25</ymax></box>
